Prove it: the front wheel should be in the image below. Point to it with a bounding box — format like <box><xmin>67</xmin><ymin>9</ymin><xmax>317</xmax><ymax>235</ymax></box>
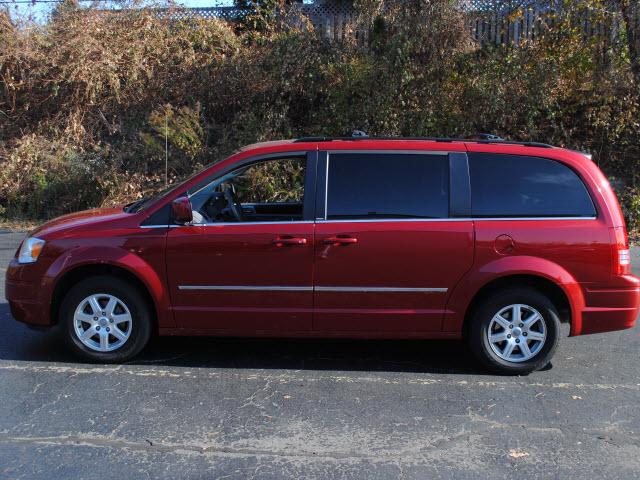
<box><xmin>467</xmin><ymin>288</ymin><xmax>561</xmax><ymax>375</ymax></box>
<box><xmin>60</xmin><ymin>275</ymin><xmax>153</xmax><ymax>363</ymax></box>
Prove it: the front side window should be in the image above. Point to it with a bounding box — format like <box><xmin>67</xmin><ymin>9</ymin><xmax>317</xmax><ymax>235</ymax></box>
<box><xmin>326</xmin><ymin>153</ymin><xmax>449</xmax><ymax>220</ymax></box>
<box><xmin>188</xmin><ymin>157</ymin><xmax>305</xmax><ymax>223</ymax></box>
<box><xmin>469</xmin><ymin>153</ymin><xmax>596</xmax><ymax>218</ymax></box>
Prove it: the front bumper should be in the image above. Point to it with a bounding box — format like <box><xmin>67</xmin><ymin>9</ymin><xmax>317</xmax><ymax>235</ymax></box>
<box><xmin>5</xmin><ymin>260</ymin><xmax>52</xmax><ymax>327</ymax></box>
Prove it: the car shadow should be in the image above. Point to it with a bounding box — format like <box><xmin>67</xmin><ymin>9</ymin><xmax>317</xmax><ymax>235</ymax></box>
<box><xmin>0</xmin><ymin>301</ymin><xmax>493</xmax><ymax>375</ymax></box>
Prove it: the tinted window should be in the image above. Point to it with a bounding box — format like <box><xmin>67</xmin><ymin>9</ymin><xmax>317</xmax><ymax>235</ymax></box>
<box><xmin>326</xmin><ymin>153</ymin><xmax>449</xmax><ymax>219</ymax></box>
<box><xmin>469</xmin><ymin>153</ymin><xmax>595</xmax><ymax>217</ymax></box>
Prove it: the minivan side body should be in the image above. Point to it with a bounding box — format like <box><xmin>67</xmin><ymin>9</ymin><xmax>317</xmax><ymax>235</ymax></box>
<box><xmin>6</xmin><ymin>138</ymin><xmax>639</xmax><ymax>373</ymax></box>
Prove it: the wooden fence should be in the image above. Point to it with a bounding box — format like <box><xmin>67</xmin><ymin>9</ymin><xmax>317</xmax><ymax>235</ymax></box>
<box><xmin>165</xmin><ymin>1</ymin><xmax>639</xmax><ymax>48</ymax></box>
<box><xmin>156</xmin><ymin>4</ymin><xmax>358</xmax><ymax>42</ymax></box>
<box><xmin>466</xmin><ymin>3</ymin><xmax>631</xmax><ymax>46</ymax></box>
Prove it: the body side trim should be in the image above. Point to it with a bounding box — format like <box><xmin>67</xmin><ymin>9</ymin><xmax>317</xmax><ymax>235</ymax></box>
<box><xmin>178</xmin><ymin>285</ymin><xmax>448</xmax><ymax>293</ymax></box>
<box><xmin>179</xmin><ymin>285</ymin><xmax>312</xmax><ymax>291</ymax></box>
<box><xmin>142</xmin><ymin>217</ymin><xmax>596</xmax><ymax>229</ymax></box>
<box><xmin>315</xmin><ymin>286</ymin><xmax>448</xmax><ymax>293</ymax></box>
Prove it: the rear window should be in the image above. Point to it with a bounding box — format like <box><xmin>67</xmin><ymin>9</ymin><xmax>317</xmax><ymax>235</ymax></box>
<box><xmin>469</xmin><ymin>153</ymin><xmax>596</xmax><ymax>218</ymax></box>
<box><xmin>326</xmin><ymin>153</ymin><xmax>449</xmax><ymax>219</ymax></box>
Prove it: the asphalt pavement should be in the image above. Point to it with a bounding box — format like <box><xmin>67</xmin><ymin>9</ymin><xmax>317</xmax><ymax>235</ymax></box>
<box><xmin>0</xmin><ymin>229</ymin><xmax>639</xmax><ymax>479</ymax></box>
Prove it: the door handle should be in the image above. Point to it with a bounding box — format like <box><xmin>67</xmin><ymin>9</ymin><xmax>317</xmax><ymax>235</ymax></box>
<box><xmin>273</xmin><ymin>237</ymin><xmax>307</xmax><ymax>247</ymax></box>
<box><xmin>323</xmin><ymin>236</ymin><xmax>358</xmax><ymax>246</ymax></box>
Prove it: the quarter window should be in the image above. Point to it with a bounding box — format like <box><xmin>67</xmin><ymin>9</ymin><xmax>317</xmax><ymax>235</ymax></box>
<box><xmin>468</xmin><ymin>153</ymin><xmax>596</xmax><ymax>218</ymax></box>
<box><xmin>326</xmin><ymin>153</ymin><xmax>449</xmax><ymax>219</ymax></box>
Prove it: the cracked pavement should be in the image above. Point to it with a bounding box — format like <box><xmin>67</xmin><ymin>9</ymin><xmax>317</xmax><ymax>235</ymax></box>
<box><xmin>0</xmin><ymin>229</ymin><xmax>639</xmax><ymax>479</ymax></box>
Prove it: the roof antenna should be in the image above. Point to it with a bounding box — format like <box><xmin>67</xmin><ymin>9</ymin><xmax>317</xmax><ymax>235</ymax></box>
<box><xmin>165</xmin><ymin>111</ymin><xmax>169</xmax><ymax>188</ymax></box>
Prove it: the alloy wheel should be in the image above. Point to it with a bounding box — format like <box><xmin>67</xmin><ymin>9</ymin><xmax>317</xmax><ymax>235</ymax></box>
<box><xmin>487</xmin><ymin>303</ymin><xmax>547</xmax><ymax>363</ymax></box>
<box><xmin>73</xmin><ymin>293</ymin><xmax>133</xmax><ymax>352</ymax></box>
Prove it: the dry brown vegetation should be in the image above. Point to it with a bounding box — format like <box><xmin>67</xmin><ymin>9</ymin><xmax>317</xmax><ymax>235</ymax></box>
<box><xmin>0</xmin><ymin>0</ymin><xmax>639</xmax><ymax>236</ymax></box>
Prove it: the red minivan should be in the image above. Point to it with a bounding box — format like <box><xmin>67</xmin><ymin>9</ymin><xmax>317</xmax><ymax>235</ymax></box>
<box><xmin>5</xmin><ymin>137</ymin><xmax>640</xmax><ymax>373</ymax></box>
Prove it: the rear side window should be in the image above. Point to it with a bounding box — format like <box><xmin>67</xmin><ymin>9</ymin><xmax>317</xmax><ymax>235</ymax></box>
<box><xmin>469</xmin><ymin>153</ymin><xmax>596</xmax><ymax>218</ymax></box>
<box><xmin>326</xmin><ymin>153</ymin><xmax>449</xmax><ymax>219</ymax></box>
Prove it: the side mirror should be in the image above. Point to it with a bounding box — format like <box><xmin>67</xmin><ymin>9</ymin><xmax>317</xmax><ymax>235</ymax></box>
<box><xmin>171</xmin><ymin>196</ymin><xmax>193</xmax><ymax>225</ymax></box>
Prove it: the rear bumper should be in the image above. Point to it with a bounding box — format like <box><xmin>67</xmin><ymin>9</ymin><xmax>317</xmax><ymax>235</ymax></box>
<box><xmin>5</xmin><ymin>261</ymin><xmax>52</xmax><ymax>327</ymax></box>
<box><xmin>578</xmin><ymin>275</ymin><xmax>640</xmax><ymax>335</ymax></box>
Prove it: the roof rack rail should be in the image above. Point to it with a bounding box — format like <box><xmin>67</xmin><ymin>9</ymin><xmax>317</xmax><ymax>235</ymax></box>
<box><xmin>465</xmin><ymin>133</ymin><xmax>503</xmax><ymax>141</ymax></box>
<box><xmin>292</xmin><ymin>135</ymin><xmax>554</xmax><ymax>148</ymax></box>
<box><xmin>350</xmin><ymin>130</ymin><xmax>369</xmax><ymax>138</ymax></box>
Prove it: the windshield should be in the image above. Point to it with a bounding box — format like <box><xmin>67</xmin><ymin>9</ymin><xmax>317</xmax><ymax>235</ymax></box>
<box><xmin>188</xmin><ymin>167</ymin><xmax>248</xmax><ymax>212</ymax></box>
<box><xmin>123</xmin><ymin>164</ymin><xmax>215</xmax><ymax>214</ymax></box>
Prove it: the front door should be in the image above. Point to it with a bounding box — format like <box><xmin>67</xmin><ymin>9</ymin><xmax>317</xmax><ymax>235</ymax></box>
<box><xmin>313</xmin><ymin>151</ymin><xmax>474</xmax><ymax>333</ymax></box>
<box><xmin>166</xmin><ymin>153</ymin><xmax>316</xmax><ymax>332</ymax></box>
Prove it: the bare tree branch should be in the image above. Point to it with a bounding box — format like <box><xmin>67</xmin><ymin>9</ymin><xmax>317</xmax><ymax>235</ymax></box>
<box><xmin>620</xmin><ymin>0</ymin><xmax>640</xmax><ymax>89</ymax></box>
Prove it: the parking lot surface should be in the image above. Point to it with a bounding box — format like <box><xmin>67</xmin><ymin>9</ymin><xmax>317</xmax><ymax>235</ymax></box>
<box><xmin>0</xmin><ymin>229</ymin><xmax>639</xmax><ymax>479</ymax></box>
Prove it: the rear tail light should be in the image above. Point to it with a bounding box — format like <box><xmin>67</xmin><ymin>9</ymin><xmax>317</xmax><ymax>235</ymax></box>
<box><xmin>612</xmin><ymin>226</ymin><xmax>631</xmax><ymax>275</ymax></box>
<box><xmin>619</xmin><ymin>249</ymin><xmax>631</xmax><ymax>265</ymax></box>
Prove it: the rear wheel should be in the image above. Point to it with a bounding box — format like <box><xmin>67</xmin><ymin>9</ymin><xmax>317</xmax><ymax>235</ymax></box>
<box><xmin>60</xmin><ymin>275</ymin><xmax>152</xmax><ymax>363</ymax></box>
<box><xmin>468</xmin><ymin>287</ymin><xmax>561</xmax><ymax>375</ymax></box>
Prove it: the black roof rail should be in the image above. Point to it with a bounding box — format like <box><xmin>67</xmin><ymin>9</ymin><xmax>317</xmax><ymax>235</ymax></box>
<box><xmin>292</xmin><ymin>135</ymin><xmax>554</xmax><ymax>148</ymax></box>
<box><xmin>465</xmin><ymin>133</ymin><xmax>503</xmax><ymax>141</ymax></box>
<box><xmin>350</xmin><ymin>130</ymin><xmax>369</xmax><ymax>138</ymax></box>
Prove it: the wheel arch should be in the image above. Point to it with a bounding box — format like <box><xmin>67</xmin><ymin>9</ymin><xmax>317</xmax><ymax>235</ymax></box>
<box><xmin>50</xmin><ymin>262</ymin><xmax>166</xmax><ymax>332</ymax></box>
<box><xmin>461</xmin><ymin>274</ymin><xmax>574</xmax><ymax>339</ymax></box>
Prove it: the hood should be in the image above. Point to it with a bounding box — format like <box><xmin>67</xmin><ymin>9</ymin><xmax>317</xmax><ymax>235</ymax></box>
<box><xmin>30</xmin><ymin>207</ymin><xmax>131</xmax><ymax>239</ymax></box>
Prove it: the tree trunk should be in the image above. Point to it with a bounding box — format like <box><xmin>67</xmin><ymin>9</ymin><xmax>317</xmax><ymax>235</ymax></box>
<box><xmin>621</xmin><ymin>0</ymin><xmax>640</xmax><ymax>89</ymax></box>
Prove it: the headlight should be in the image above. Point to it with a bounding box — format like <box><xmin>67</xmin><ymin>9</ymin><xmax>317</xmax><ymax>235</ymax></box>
<box><xmin>18</xmin><ymin>237</ymin><xmax>46</xmax><ymax>264</ymax></box>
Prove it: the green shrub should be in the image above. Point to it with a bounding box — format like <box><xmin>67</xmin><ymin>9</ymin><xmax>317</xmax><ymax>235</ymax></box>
<box><xmin>621</xmin><ymin>187</ymin><xmax>640</xmax><ymax>239</ymax></box>
<box><xmin>0</xmin><ymin>0</ymin><xmax>639</xmax><ymax>232</ymax></box>
<box><xmin>0</xmin><ymin>136</ymin><xmax>106</xmax><ymax>219</ymax></box>
<box><xmin>140</xmin><ymin>103</ymin><xmax>207</xmax><ymax>176</ymax></box>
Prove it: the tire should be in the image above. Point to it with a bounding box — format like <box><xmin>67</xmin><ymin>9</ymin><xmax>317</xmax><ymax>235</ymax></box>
<box><xmin>467</xmin><ymin>287</ymin><xmax>561</xmax><ymax>375</ymax></box>
<box><xmin>59</xmin><ymin>275</ymin><xmax>153</xmax><ymax>363</ymax></box>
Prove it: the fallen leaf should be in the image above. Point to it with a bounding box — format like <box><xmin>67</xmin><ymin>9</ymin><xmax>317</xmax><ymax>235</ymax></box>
<box><xmin>571</xmin><ymin>395</ymin><xmax>582</xmax><ymax>400</ymax></box>
<box><xmin>509</xmin><ymin>449</ymin><xmax>529</xmax><ymax>459</ymax></box>
<box><xmin>283</xmin><ymin>395</ymin><xmax>291</xmax><ymax>400</ymax></box>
